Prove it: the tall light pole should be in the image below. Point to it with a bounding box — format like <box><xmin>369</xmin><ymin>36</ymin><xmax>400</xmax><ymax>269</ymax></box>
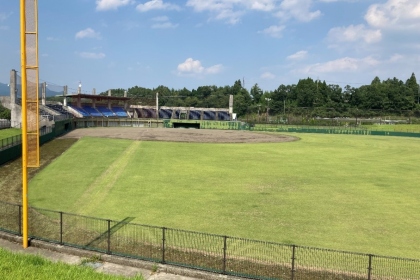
<box><xmin>265</xmin><ymin>98</ymin><xmax>271</xmax><ymax>123</ymax></box>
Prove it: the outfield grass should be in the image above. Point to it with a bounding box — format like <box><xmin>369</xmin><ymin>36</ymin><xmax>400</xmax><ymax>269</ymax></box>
<box><xmin>0</xmin><ymin>128</ymin><xmax>21</xmax><ymax>140</ymax></box>
<box><xmin>0</xmin><ymin>248</ymin><xmax>143</xmax><ymax>279</ymax></box>
<box><xmin>28</xmin><ymin>134</ymin><xmax>420</xmax><ymax>259</ymax></box>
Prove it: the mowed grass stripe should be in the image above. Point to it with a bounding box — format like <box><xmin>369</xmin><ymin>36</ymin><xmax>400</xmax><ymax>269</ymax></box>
<box><xmin>29</xmin><ymin>137</ymin><xmax>133</xmax><ymax>211</ymax></box>
<box><xmin>73</xmin><ymin>141</ymin><xmax>142</xmax><ymax>216</ymax></box>
<box><xmin>29</xmin><ymin>133</ymin><xmax>420</xmax><ymax>258</ymax></box>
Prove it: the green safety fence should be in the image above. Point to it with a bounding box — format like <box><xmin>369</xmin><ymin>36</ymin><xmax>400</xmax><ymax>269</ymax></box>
<box><xmin>0</xmin><ymin>200</ymin><xmax>419</xmax><ymax>280</ymax></box>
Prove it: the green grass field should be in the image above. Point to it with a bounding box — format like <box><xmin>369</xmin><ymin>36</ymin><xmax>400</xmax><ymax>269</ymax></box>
<box><xmin>28</xmin><ymin>133</ymin><xmax>420</xmax><ymax>259</ymax></box>
<box><xmin>0</xmin><ymin>248</ymin><xmax>143</xmax><ymax>280</ymax></box>
<box><xmin>0</xmin><ymin>128</ymin><xmax>21</xmax><ymax>140</ymax></box>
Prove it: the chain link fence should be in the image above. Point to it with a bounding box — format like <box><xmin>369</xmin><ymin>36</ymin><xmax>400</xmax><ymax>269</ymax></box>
<box><xmin>0</xmin><ymin>200</ymin><xmax>419</xmax><ymax>280</ymax></box>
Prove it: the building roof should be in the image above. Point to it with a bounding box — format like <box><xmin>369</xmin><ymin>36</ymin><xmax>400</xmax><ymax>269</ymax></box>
<box><xmin>59</xmin><ymin>94</ymin><xmax>130</xmax><ymax>101</ymax></box>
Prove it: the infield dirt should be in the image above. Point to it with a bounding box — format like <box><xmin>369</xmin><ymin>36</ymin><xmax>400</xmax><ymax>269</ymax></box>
<box><xmin>59</xmin><ymin>127</ymin><xmax>298</xmax><ymax>143</ymax></box>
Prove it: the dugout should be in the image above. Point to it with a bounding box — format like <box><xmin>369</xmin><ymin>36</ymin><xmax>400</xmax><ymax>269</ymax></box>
<box><xmin>172</xmin><ymin>122</ymin><xmax>200</xmax><ymax>129</ymax></box>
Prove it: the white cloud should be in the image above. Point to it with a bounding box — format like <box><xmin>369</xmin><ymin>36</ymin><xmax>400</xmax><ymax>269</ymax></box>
<box><xmin>277</xmin><ymin>0</ymin><xmax>321</xmax><ymax>22</ymax></box>
<box><xmin>258</xmin><ymin>25</ymin><xmax>285</xmax><ymax>38</ymax></box>
<box><xmin>78</xmin><ymin>52</ymin><xmax>106</xmax><ymax>59</ymax></box>
<box><xmin>75</xmin><ymin>28</ymin><xmax>101</xmax><ymax>39</ymax></box>
<box><xmin>328</xmin><ymin>24</ymin><xmax>382</xmax><ymax>44</ymax></box>
<box><xmin>151</xmin><ymin>16</ymin><xmax>178</xmax><ymax>29</ymax></box>
<box><xmin>152</xmin><ymin>22</ymin><xmax>179</xmax><ymax>29</ymax></box>
<box><xmin>178</xmin><ymin>58</ymin><xmax>204</xmax><ymax>73</ymax></box>
<box><xmin>388</xmin><ymin>54</ymin><xmax>403</xmax><ymax>63</ymax></box>
<box><xmin>250</xmin><ymin>0</ymin><xmax>277</xmax><ymax>12</ymax></box>
<box><xmin>186</xmin><ymin>0</ymin><xmax>279</xmax><ymax>24</ymax></box>
<box><xmin>303</xmin><ymin>56</ymin><xmax>380</xmax><ymax>74</ymax></box>
<box><xmin>96</xmin><ymin>0</ymin><xmax>134</xmax><ymax>11</ymax></box>
<box><xmin>365</xmin><ymin>0</ymin><xmax>420</xmax><ymax>31</ymax></box>
<box><xmin>136</xmin><ymin>0</ymin><xmax>181</xmax><ymax>12</ymax></box>
<box><xmin>287</xmin><ymin>50</ymin><xmax>308</xmax><ymax>60</ymax></box>
<box><xmin>186</xmin><ymin>0</ymin><xmax>320</xmax><ymax>25</ymax></box>
<box><xmin>177</xmin><ymin>58</ymin><xmax>223</xmax><ymax>75</ymax></box>
<box><xmin>261</xmin><ymin>72</ymin><xmax>276</xmax><ymax>79</ymax></box>
<box><xmin>206</xmin><ymin>64</ymin><xmax>223</xmax><ymax>74</ymax></box>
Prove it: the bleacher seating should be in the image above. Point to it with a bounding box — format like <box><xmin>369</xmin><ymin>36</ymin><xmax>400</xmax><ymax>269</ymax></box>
<box><xmin>159</xmin><ymin>109</ymin><xmax>172</xmax><ymax>119</ymax></box>
<box><xmin>82</xmin><ymin>105</ymin><xmax>103</xmax><ymax>117</ymax></box>
<box><xmin>218</xmin><ymin>111</ymin><xmax>230</xmax><ymax>121</ymax></box>
<box><xmin>203</xmin><ymin>111</ymin><xmax>216</xmax><ymax>120</ymax></box>
<box><xmin>189</xmin><ymin>110</ymin><xmax>201</xmax><ymax>120</ymax></box>
<box><xmin>173</xmin><ymin>110</ymin><xmax>180</xmax><ymax>119</ymax></box>
<box><xmin>69</xmin><ymin>106</ymin><xmax>90</xmax><ymax>117</ymax></box>
<box><xmin>142</xmin><ymin>108</ymin><xmax>156</xmax><ymax>118</ymax></box>
<box><xmin>97</xmin><ymin>106</ymin><xmax>115</xmax><ymax>117</ymax></box>
<box><xmin>46</xmin><ymin>104</ymin><xmax>68</xmax><ymax>115</ymax></box>
<box><xmin>39</xmin><ymin>108</ymin><xmax>53</xmax><ymax>121</ymax></box>
<box><xmin>112</xmin><ymin>107</ymin><xmax>128</xmax><ymax>117</ymax></box>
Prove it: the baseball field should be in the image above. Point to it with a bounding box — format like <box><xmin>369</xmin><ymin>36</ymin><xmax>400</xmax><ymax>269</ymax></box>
<box><xmin>22</xmin><ymin>127</ymin><xmax>420</xmax><ymax>260</ymax></box>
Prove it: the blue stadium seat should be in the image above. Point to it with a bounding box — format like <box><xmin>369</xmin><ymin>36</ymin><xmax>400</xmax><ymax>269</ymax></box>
<box><xmin>112</xmin><ymin>107</ymin><xmax>128</xmax><ymax>117</ymax></box>
<box><xmin>97</xmin><ymin>106</ymin><xmax>115</xmax><ymax>117</ymax></box>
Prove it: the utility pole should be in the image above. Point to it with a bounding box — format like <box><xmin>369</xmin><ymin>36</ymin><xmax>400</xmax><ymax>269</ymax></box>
<box><xmin>156</xmin><ymin>92</ymin><xmax>159</xmax><ymax>126</ymax></box>
<box><xmin>265</xmin><ymin>98</ymin><xmax>271</xmax><ymax>123</ymax></box>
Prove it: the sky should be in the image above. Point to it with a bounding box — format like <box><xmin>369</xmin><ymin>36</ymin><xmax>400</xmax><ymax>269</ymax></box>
<box><xmin>1</xmin><ymin>0</ymin><xmax>420</xmax><ymax>94</ymax></box>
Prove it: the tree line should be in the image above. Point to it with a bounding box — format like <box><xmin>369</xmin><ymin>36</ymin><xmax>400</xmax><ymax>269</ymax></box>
<box><xmin>102</xmin><ymin>73</ymin><xmax>420</xmax><ymax>120</ymax></box>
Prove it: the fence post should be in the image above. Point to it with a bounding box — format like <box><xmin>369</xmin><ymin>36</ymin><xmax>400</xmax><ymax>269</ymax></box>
<box><xmin>18</xmin><ymin>205</ymin><xmax>22</xmax><ymax>236</ymax></box>
<box><xmin>223</xmin><ymin>236</ymin><xmax>227</xmax><ymax>274</ymax></box>
<box><xmin>367</xmin><ymin>254</ymin><xmax>373</xmax><ymax>280</ymax></box>
<box><xmin>162</xmin><ymin>227</ymin><xmax>166</xmax><ymax>264</ymax></box>
<box><xmin>107</xmin><ymin>219</ymin><xmax>111</xmax><ymax>254</ymax></box>
<box><xmin>59</xmin><ymin>212</ymin><xmax>63</xmax><ymax>245</ymax></box>
<box><xmin>291</xmin><ymin>245</ymin><xmax>296</xmax><ymax>280</ymax></box>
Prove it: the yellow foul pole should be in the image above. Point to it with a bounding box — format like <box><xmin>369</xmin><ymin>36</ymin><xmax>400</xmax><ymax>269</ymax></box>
<box><xmin>21</xmin><ymin>0</ymin><xmax>40</xmax><ymax>248</ymax></box>
<box><xmin>20</xmin><ymin>0</ymin><xmax>29</xmax><ymax>248</ymax></box>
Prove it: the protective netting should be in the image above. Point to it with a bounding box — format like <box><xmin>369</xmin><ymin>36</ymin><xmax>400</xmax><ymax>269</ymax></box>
<box><xmin>23</xmin><ymin>0</ymin><xmax>39</xmax><ymax>167</ymax></box>
<box><xmin>0</xmin><ymin>201</ymin><xmax>20</xmax><ymax>234</ymax></box>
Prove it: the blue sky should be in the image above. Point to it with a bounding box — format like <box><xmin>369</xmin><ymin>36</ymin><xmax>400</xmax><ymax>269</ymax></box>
<box><xmin>1</xmin><ymin>0</ymin><xmax>420</xmax><ymax>94</ymax></box>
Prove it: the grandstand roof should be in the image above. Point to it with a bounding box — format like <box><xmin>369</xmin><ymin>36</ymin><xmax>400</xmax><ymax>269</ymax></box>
<box><xmin>60</xmin><ymin>94</ymin><xmax>130</xmax><ymax>101</ymax></box>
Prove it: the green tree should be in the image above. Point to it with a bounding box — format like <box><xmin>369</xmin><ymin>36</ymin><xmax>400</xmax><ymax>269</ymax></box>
<box><xmin>250</xmin><ymin>83</ymin><xmax>263</xmax><ymax>103</ymax></box>
<box><xmin>0</xmin><ymin>102</ymin><xmax>11</xmax><ymax>120</ymax></box>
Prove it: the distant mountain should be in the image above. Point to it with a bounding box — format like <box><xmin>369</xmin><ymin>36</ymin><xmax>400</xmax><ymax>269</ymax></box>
<box><xmin>0</xmin><ymin>83</ymin><xmax>9</xmax><ymax>96</ymax></box>
<box><xmin>45</xmin><ymin>86</ymin><xmax>64</xmax><ymax>97</ymax></box>
<box><xmin>0</xmin><ymin>82</ymin><xmax>64</xmax><ymax>97</ymax></box>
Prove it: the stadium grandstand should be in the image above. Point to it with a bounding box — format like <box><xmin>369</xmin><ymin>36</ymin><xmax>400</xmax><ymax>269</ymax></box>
<box><xmin>3</xmin><ymin>69</ymin><xmax>234</xmax><ymax>128</ymax></box>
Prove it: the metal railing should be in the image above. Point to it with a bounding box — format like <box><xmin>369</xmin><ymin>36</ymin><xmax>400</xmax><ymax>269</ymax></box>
<box><xmin>0</xmin><ymin>126</ymin><xmax>52</xmax><ymax>151</ymax></box>
<box><xmin>0</xmin><ymin>200</ymin><xmax>419</xmax><ymax>280</ymax></box>
<box><xmin>0</xmin><ymin>134</ymin><xmax>22</xmax><ymax>151</ymax></box>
